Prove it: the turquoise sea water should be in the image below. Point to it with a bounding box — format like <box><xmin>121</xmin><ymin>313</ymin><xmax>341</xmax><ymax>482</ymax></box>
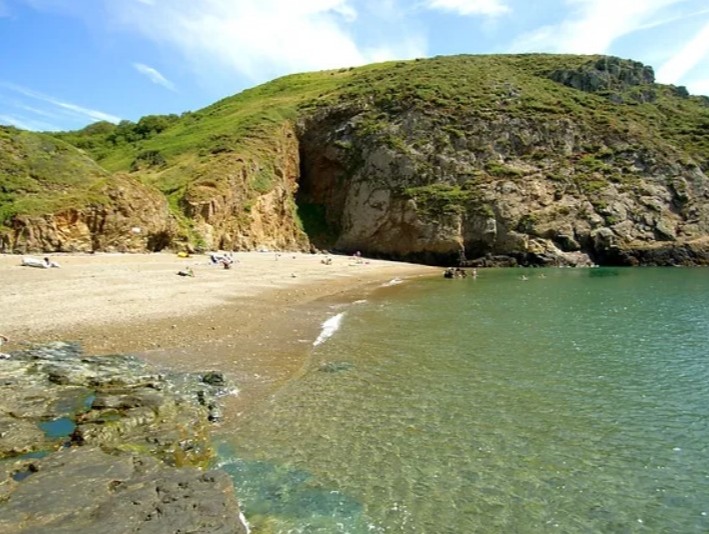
<box><xmin>216</xmin><ymin>268</ymin><xmax>709</xmax><ymax>533</ymax></box>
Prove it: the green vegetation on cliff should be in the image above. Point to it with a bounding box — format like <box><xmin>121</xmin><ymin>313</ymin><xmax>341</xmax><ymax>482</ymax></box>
<box><xmin>2</xmin><ymin>53</ymin><xmax>708</xmax><ymax>262</ymax></box>
<box><xmin>51</xmin><ymin>54</ymin><xmax>708</xmax><ymax>175</ymax></box>
<box><xmin>0</xmin><ymin>127</ymin><xmax>109</xmax><ymax>224</ymax></box>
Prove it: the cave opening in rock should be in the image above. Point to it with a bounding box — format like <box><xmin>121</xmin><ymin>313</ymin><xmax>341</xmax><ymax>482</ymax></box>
<box><xmin>295</xmin><ymin>134</ymin><xmax>348</xmax><ymax>252</ymax></box>
<box><xmin>147</xmin><ymin>231</ymin><xmax>171</xmax><ymax>252</ymax></box>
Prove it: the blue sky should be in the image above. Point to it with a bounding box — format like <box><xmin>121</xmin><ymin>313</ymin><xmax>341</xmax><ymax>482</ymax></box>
<box><xmin>1</xmin><ymin>0</ymin><xmax>708</xmax><ymax>131</ymax></box>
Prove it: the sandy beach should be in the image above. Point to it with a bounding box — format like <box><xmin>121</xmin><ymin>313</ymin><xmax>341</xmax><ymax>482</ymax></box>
<box><xmin>1</xmin><ymin>252</ymin><xmax>438</xmax><ymax>404</ymax></box>
<box><xmin>0</xmin><ymin>251</ymin><xmax>437</xmax><ymax>351</ymax></box>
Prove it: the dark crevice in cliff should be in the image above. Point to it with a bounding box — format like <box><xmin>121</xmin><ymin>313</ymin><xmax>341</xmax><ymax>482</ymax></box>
<box><xmin>147</xmin><ymin>231</ymin><xmax>171</xmax><ymax>252</ymax></box>
<box><xmin>295</xmin><ymin>126</ymin><xmax>348</xmax><ymax>252</ymax></box>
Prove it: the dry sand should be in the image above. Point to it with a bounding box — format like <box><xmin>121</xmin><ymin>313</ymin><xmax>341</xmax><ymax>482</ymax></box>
<box><xmin>1</xmin><ymin>251</ymin><xmax>438</xmax><ymax>411</ymax></box>
<box><xmin>0</xmin><ymin>251</ymin><xmax>438</xmax><ymax>358</ymax></box>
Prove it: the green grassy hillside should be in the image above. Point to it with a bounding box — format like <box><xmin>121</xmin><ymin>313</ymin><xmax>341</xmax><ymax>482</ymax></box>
<box><xmin>52</xmin><ymin>54</ymin><xmax>709</xmax><ymax>196</ymax></box>
<box><xmin>0</xmin><ymin>127</ymin><xmax>109</xmax><ymax>224</ymax></box>
<box><xmin>2</xmin><ymin>53</ymin><xmax>708</xmax><ymax>259</ymax></box>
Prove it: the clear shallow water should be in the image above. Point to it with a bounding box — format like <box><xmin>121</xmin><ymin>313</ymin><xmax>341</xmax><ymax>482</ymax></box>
<box><xmin>217</xmin><ymin>268</ymin><xmax>709</xmax><ymax>533</ymax></box>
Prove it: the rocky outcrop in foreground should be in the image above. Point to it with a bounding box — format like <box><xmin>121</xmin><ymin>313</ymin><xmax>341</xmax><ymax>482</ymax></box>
<box><xmin>0</xmin><ymin>342</ymin><xmax>247</xmax><ymax>534</ymax></box>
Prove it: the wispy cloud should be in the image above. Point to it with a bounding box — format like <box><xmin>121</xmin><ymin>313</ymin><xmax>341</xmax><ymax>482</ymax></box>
<box><xmin>423</xmin><ymin>0</ymin><xmax>510</xmax><ymax>17</ymax></box>
<box><xmin>15</xmin><ymin>102</ymin><xmax>62</xmax><ymax>119</ymax></box>
<box><xmin>511</xmin><ymin>0</ymin><xmax>692</xmax><ymax>54</ymax></box>
<box><xmin>0</xmin><ymin>82</ymin><xmax>121</xmax><ymax>124</ymax></box>
<box><xmin>656</xmin><ymin>20</ymin><xmax>709</xmax><ymax>85</ymax></box>
<box><xmin>133</xmin><ymin>63</ymin><xmax>177</xmax><ymax>91</ymax></box>
<box><xmin>0</xmin><ymin>114</ymin><xmax>33</xmax><ymax>130</ymax></box>
<box><xmin>104</xmin><ymin>0</ymin><xmax>426</xmax><ymax>83</ymax></box>
<box><xmin>0</xmin><ymin>113</ymin><xmax>59</xmax><ymax>131</ymax></box>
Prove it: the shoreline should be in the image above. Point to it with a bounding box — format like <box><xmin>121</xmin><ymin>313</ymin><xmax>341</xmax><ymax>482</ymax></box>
<box><xmin>1</xmin><ymin>251</ymin><xmax>438</xmax><ymax>408</ymax></box>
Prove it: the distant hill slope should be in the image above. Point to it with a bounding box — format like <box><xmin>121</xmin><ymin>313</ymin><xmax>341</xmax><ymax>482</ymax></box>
<box><xmin>2</xmin><ymin>54</ymin><xmax>708</xmax><ymax>265</ymax></box>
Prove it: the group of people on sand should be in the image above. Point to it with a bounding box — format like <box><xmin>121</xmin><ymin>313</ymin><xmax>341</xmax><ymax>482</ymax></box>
<box><xmin>443</xmin><ymin>267</ymin><xmax>478</xmax><ymax>279</ymax></box>
<box><xmin>351</xmin><ymin>251</ymin><xmax>365</xmax><ymax>264</ymax></box>
<box><xmin>209</xmin><ymin>252</ymin><xmax>236</xmax><ymax>269</ymax></box>
<box><xmin>177</xmin><ymin>251</ymin><xmax>235</xmax><ymax>277</ymax></box>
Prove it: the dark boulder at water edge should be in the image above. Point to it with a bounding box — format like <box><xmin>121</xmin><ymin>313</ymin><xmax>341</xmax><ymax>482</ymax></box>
<box><xmin>1</xmin><ymin>53</ymin><xmax>709</xmax><ymax>266</ymax></box>
<box><xmin>0</xmin><ymin>342</ymin><xmax>248</xmax><ymax>533</ymax></box>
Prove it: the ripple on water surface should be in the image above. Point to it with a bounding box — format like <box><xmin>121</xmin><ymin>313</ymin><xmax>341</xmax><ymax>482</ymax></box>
<box><xmin>220</xmin><ymin>268</ymin><xmax>709</xmax><ymax>533</ymax></box>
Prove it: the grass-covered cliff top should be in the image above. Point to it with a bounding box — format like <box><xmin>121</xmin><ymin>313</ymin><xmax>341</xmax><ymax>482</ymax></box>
<box><xmin>0</xmin><ymin>127</ymin><xmax>109</xmax><ymax>223</ymax></box>
<box><xmin>2</xmin><ymin>53</ymin><xmax>708</xmax><ymax>224</ymax></box>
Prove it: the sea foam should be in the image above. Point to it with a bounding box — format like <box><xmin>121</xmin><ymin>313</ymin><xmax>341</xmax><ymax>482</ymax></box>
<box><xmin>313</xmin><ymin>312</ymin><xmax>345</xmax><ymax>346</ymax></box>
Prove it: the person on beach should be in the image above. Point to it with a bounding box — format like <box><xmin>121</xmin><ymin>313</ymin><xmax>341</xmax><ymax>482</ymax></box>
<box><xmin>0</xmin><ymin>335</ymin><xmax>9</xmax><ymax>359</ymax></box>
<box><xmin>21</xmin><ymin>256</ymin><xmax>60</xmax><ymax>268</ymax></box>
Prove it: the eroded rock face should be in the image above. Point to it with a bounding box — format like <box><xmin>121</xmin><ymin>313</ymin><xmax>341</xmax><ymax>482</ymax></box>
<box><xmin>3</xmin><ymin>175</ymin><xmax>177</xmax><ymax>254</ymax></box>
<box><xmin>180</xmin><ymin>123</ymin><xmax>310</xmax><ymax>252</ymax></box>
<box><xmin>549</xmin><ymin>56</ymin><xmax>657</xmax><ymax>103</ymax></box>
<box><xmin>0</xmin><ymin>342</ymin><xmax>246</xmax><ymax>534</ymax></box>
<box><xmin>3</xmin><ymin>56</ymin><xmax>708</xmax><ymax>264</ymax></box>
<box><xmin>296</xmin><ymin>104</ymin><xmax>709</xmax><ymax>266</ymax></box>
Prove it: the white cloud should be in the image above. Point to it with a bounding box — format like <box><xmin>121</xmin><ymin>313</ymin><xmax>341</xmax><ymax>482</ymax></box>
<box><xmin>133</xmin><ymin>63</ymin><xmax>177</xmax><ymax>91</ymax></box>
<box><xmin>0</xmin><ymin>82</ymin><xmax>121</xmax><ymax>124</ymax></box>
<box><xmin>104</xmin><ymin>0</ymin><xmax>426</xmax><ymax>83</ymax></box>
<box><xmin>0</xmin><ymin>114</ymin><xmax>59</xmax><ymax>131</ymax></box>
<box><xmin>512</xmin><ymin>0</ymin><xmax>692</xmax><ymax>54</ymax></box>
<box><xmin>16</xmin><ymin>102</ymin><xmax>61</xmax><ymax>119</ymax></box>
<box><xmin>424</xmin><ymin>0</ymin><xmax>510</xmax><ymax>17</ymax></box>
<box><xmin>656</xmin><ymin>20</ymin><xmax>709</xmax><ymax>84</ymax></box>
<box><xmin>0</xmin><ymin>114</ymin><xmax>33</xmax><ymax>129</ymax></box>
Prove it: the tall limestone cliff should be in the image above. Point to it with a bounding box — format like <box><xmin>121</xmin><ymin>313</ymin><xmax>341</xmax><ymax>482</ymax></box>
<box><xmin>2</xmin><ymin>54</ymin><xmax>708</xmax><ymax>265</ymax></box>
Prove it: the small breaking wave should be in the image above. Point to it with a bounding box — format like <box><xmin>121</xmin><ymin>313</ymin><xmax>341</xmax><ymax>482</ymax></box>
<box><xmin>382</xmin><ymin>278</ymin><xmax>403</xmax><ymax>287</ymax></box>
<box><xmin>313</xmin><ymin>312</ymin><xmax>345</xmax><ymax>346</ymax></box>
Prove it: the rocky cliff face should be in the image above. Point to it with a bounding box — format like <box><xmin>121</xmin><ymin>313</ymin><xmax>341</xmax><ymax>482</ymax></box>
<box><xmin>549</xmin><ymin>56</ymin><xmax>658</xmax><ymax>103</ymax></box>
<box><xmin>2</xmin><ymin>174</ymin><xmax>176</xmax><ymax>253</ymax></box>
<box><xmin>296</xmin><ymin>64</ymin><xmax>709</xmax><ymax>266</ymax></box>
<box><xmin>180</xmin><ymin>123</ymin><xmax>309</xmax><ymax>251</ymax></box>
<box><xmin>3</xmin><ymin>55</ymin><xmax>709</xmax><ymax>265</ymax></box>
